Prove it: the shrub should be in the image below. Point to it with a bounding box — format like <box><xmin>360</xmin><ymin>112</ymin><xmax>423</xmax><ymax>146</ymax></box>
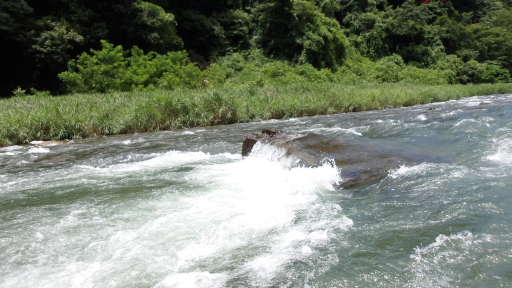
<box><xmin>459</xmin><ymin>60</ymin><xmax>511</xmax><ymax>84</ymax></box>
<box><xmin>59</xmin><ymin>40</ymin><xmax>203</xmax><ymax>93</ymax></box>
<box><xmin>400</xmin><ymin>66</ymin><xmax>452</xmax><ymax>84</ymax></box>
<box><xmin>375</xmin><ymin>54</ymin><xmax>404</xmax><ymax>83</ymax></box>
<box><xmin>218</xmin><ymin>53</ymin><xmax>246</xmax><ymax>72</ymax></box>
<box><xmin>263</xmin><ymin>61</ymin><xmax>293</xmax><ymax>78</ymax></box>
<box><xmin>294</xmin><ymin>64</ymin><xmax>331</xmax><ymax>82</ymax></box>
<box><xmin>202</xmin><ymin>64</ymin><xmax>229</xmax><ymax>86</ymax></box>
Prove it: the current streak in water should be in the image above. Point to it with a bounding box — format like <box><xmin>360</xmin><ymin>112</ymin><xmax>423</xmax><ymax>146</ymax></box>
<box><xmin>0</xmin><ymin>94</ymin><xmax>511</xmax><ymax>287</ymax></box>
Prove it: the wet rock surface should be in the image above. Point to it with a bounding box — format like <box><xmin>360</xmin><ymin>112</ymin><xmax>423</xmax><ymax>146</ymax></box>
<box><xmin>242</xmin><ymin>129</ymin><xmax>425</xmax><ymax>189</ymax></box>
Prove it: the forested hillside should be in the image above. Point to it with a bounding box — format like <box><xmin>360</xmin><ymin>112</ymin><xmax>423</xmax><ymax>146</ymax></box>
<box><xmin>1</xmin><ymin>0</ymin><xmax>512</xmax><ymax>97</ymax></box>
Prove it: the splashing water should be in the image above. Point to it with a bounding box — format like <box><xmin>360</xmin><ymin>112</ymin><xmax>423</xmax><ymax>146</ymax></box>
<box><xmin>1</xmin><ymin>94</ymin><xmax>512</xmax><ymax>287</ymax></box>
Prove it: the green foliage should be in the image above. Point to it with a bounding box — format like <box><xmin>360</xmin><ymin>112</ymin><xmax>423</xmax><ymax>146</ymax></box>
<box><xmin>255</xmin><ymin>0</ymin><xmax>347</xmax><ymax>69</ymax></box>
<box><xmin>434</xmin><ymin>15</ymin><xmax>475</xmax><ymax>55</ymax></box>
<box><xmin>29</xmin><ymin>88</ymin><xmax>52</xmax><ymax>97</ymax></box>
<box><xmin>29</xmin><ymin>19</ymin><xmax>84</xmax><ymax>67</ymax></box>
<box><xmin>213</xmin><ymin>9</ymin><xmax>253</xmax><ymax>51</ymax></box>
<box><xmin>129</xmin><ymin>0</ymin><xmax>183</xmax><ymax>52</ymax></box>
<box><xmin>218</xmin><ymin>52</ymin><xmax>247</xmax><ymax>72</ymax></box>
<box><xmin>2</xmin><ymin>0</ymin><xmax>512</xmax><ymax>97</ymax></box>
<box><xmin>339</xmin><ymin>53</ymin><xmax>451</xmax><ymax>84</ymax></box>
<box><xmin>12</xmin><ymin>87</ymin><xmax>26</xmax><ymax>97</ymax></box>
<box><xmin>216</xmin><ymin>49</ymin><xmax>472</xmax><ymax>86</ymax></box>
<box><xmin>435</xmin><ymin>54</ymin><xmax>511</xmax><ymax>84</ymax></box>
<box><xmin>313</xmin><ymin>0</ymin><xmax>342</xmax><ymax>17</ymax></box>
<box><xmin>59</xmin><ymin>40</ymin><xmax>205</xmax><ymax>93</ymax></box>
<box><xmin>457</xmin><ymin>60</ymin><xmax>511</xmax><ymax>84</ymax></box>
<box><xmin>202</xmin><ymin>64</ymin><xmax>230</xmax><ymax>86</ymax></box>
<box><xmin>294</xmin><ymin>64</ymin><xmax>331</xmax><ymax>82</ymax></box>
<box><xmin>3</xmin><ymin>82</ymin><xmax>512</xmax><ymax>146</ymax></box>
<box><xmin>174</xmin><ymin>9</ymin><xmax>223</xmax><ymax>60</ymax></box>
<box><xmin>375</xmin><ymin>54</ymin><xmax>404</xmax><ymax>82</ymax></box>
<box><xmin>255</xmin><ymin>0</ymin><xmax>300</xmax><ymax>60</ymax></box>
<box><xmin>400</xmin><ymin>66</ymin><xmax>453</xmax><ymax>84</ymax></box>
<box><xmin>59</xmin><ymin>41</ymin><xmax>127</xmax><ymax>93</ymax></box>
<box><xmin>471</xmin><ymin>25</ymin><xmax>512</xmax><ymax>71</ymax></box>
<box><xmin>263</xmin><ymin>61</ymin><xmax>294</xmax><ymax>78</ymax></box>
<box><xmin>204</xmin><ymin>91</ymin><xmax>238</xmax><ymax>124</ymax></box>
<box><xmin>294</xmin><ymin>1</ymin><xmax>347</xmax><ymax>69</ymax></box>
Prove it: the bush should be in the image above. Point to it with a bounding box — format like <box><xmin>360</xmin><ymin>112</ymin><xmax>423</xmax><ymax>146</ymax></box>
<box><xmin>218</xmin><ymin>53</ymin><xmax>246</xmax><ymax>72</ymax></box>
<box><xmin>202</xmin><ymin>63</ymin><xmax>230</xmax><ymax>86</ymax></box>
<box><xmin>59</xmin><ymin>40</ymin><xmax>203</xmax><ymax>93</ymax></box>
<box><xmin>294</xmin><ymin>64</ymin><xmax>331</xmax><ymax>82</ymax></box>
<box><xmin>400</xmin><ymin>66</ymin><xmax>452</xmax><ymax>84</ymax></box>
<box><xmin>375</xmin><ymin>54</ymin><xmax>404</xmax><ymax>83</ymax></box>
<box><xmin>263</xmin><ymin>61</ymin><xmax>293</xmax><ymax>78</ymax></box>
<box><xmin>459</xmin><ymin>60</ymin><xmax>511</xmax><ymax>84</ymax></box>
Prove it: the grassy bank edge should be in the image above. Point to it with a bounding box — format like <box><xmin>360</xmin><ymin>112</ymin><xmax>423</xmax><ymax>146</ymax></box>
<box><xmin>2</xmin><ymin>82</ymin><xmax>512</xmax><ymax>147</ymax></box>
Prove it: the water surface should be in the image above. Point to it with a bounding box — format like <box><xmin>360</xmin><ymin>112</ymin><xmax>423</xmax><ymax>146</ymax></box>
<box><xmin>1</xmin><ymin>94</ymin><xmax>511</xmax><ymax>287</ymax></box>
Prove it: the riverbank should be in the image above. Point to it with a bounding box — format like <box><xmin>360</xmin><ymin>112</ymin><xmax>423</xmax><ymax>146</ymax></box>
<box><xmin>2</xmin><ymin>82</ymin><xmax>512</xmax><ymax>147</ymax></box>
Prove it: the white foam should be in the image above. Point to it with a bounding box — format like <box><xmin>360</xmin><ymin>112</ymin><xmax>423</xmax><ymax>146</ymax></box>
<box><xmin>453</xmin><ymin>119</ymin><xmax>477</xmax><ymax>126</ymax></box>
<box><xmin>487</xmin><ymin>139</ymin><xmax>512</xmax><ymax>165</ymax></box>
<box><xmin>156</xmin><ymin>272</ymin><xmax>228</xmax><ymax>288</ymax></box>
<box><xmin>0</xmin><ymin>144</ymin><xmax>350</xmax><ymax>287</ymax></box>
<box><xmin>388</xmin><ymin>163</ymin><xmax>438</xmax><ymax>179</ymax></box>
<box><xmin>409</xmin><ymin>231</ymin><xmax>492</xmax><ymax>287</ymax></box>
<box><xmin>0</xmin><ymin>145</ymin><xmax>23</xmax><ymax>152</ymax></box>
<box><xmin>288</xmin><ymin>118</ymin><xmax>309</xmax><ymax>124</ymax></box>
<box><xmin>417</xmin><ymin>115</ymin><xmax>427</xmax><ymax>121</ymax></box>
<box><xmin>84</xmin><ymin>150</ymin><xmax>240</xmax><ymax>172</ymax></box>
<box><xmin>302</xmin><ymin>127</ymin><xmax>364</xmax><ymax>136</ymax></box>
<box><xmin>245</xmin><ymin>142</ymin><xmax>300</xmax><ymax>168</ymax></box>
<box><xmin>118</xmin><ymin>137</ymin><xmax>147</xmax><ymax>145</ymax></box>
<box><xmin>28</xmin><ymin>147</ymin><xmax>50</xmax><ymax>154</ymax></box>
<box><xmin>159</xmin><ymin>145</ymin><xmax>348</xmax><ymax>283</ymax></box>
<box><xmin>441</xmin><ymin>109</ymin><xmax>463</xmax><ymax>118</ymax></box>
<box><xmin>389</xmin><ymin>163</ymin><xmax>470</xmax><ymax>182</ymax></box>
<box><xmin>242</xmin><ymin>214</ymin><xmax>352</xmax><ymax>286</ymax></box>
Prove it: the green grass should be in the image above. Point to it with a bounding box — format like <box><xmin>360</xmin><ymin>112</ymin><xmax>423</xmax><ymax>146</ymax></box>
<box><xmin>2</xmin><ymin>82</ymin><xmax>512</xmax><ymax>147</ymax></box>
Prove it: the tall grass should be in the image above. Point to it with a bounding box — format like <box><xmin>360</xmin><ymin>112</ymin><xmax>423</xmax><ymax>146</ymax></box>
<box><xmin>2</xmin><ymin>82</ymin><xmax>512</xmax><ymax>146</ymax></box>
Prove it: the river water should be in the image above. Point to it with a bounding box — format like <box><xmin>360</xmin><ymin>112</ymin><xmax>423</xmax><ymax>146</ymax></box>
<box><xmin>1</xmin><ymin>94</ymin><xmax>511</xmax><ymax>287</ymax></box>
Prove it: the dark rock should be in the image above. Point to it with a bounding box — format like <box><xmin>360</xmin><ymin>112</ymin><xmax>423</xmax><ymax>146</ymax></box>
<box><xmin>242</xmin><ymin>130</ymin><xmax>422</xmax><ymax>189</ymax></box>
<box><xmin>241</xmin><ymin>129</ymin><xmax>281</xmax><ymax>156</ymax></box>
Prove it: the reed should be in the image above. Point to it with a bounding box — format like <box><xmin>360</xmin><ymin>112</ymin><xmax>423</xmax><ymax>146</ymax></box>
<box><xmin>2</xmin><ymin>82</ymin><xmax>512</xmax><ymax>146</ymax></box>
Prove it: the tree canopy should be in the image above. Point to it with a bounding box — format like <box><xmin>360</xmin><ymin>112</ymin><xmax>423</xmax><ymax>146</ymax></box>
<box><xmin>1</xmin><ymin>0</ymin><xmax>512</xmax><ymax>96</ymax></box>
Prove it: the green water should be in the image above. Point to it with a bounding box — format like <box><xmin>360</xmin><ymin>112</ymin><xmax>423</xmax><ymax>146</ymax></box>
<box><xmin>1</xmin><ymin>94</ymin><xmax>511</xmax><ymax>287</ymax></box>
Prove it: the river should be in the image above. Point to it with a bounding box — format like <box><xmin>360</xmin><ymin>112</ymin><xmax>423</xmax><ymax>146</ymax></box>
<box><xmin>1</xmin><ymin>94</ymin><xmax>511</xmax><ymax>287</ymax></box>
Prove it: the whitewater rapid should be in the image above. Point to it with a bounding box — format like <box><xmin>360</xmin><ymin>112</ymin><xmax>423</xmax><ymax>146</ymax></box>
<box><xmin>1</xmin><ymin>93</ymin><xmax>511</xmax><ymax>287</ymax></box>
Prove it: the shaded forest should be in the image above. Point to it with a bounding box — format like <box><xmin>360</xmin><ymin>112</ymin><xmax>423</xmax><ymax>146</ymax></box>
<box><xmin>1</xmin><ymin>0</ymin><xmax>512</xmax><ymax>97</ymax></box>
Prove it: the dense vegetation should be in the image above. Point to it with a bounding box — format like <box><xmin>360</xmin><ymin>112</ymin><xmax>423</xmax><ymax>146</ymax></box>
<box><xmin>3</xmin><ymin>82</ymin><xmax>512</xmax><ymax>146</ymax></box>
<box><xmin>2</xmin><ymin>0</ymin><xmax>512</xmax><ymax>96</ymax></box>
<box><xmin>2</xmin><ymin>0</ymin><xmax>512</xmax><ymax>146</ymax></box>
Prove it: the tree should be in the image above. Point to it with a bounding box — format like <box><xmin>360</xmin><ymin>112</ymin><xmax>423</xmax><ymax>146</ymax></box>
<box><xmin>255</xmin><ymin>0</ymin><xmax>301</xmax><ymax>60</ymax></box>
<box><xmin>294</xmin><ymin>1</ymin><xmax>347</xmax><ymax>69</ymax></box>
<box><xmin>255</xmin><ymin>0</ymin><xmax>347</xmax><ymax>69</ymax></box>
<box><xmin>213</xmin><ymin>9</ymin><xmax>253</xmax><ymax>52</ymax></box>
<box><xmin>120</xmin><ymin>0</ymin><xmax>183</xmax><ymax>53</ymax></box>
<box><xmin>0</xmin><ymin>0</ymin><xmax>36</xmax><ymax>96</ymax></box>
<box><xmin>434</xmin><ymin>15</ymin><xmax>476</xmax><ymax>56</ymax></box>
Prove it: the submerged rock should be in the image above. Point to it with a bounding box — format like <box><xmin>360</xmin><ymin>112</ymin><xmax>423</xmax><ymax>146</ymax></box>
<box><xmin>242</xmin><ymin>129</ymin><xmax>420</xmax><ymax>189</ymax></box>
